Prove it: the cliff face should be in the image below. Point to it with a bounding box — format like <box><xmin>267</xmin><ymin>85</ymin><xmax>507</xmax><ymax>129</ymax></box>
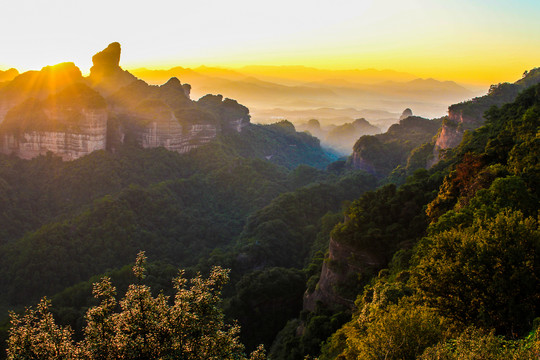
<box><xmin>447</xmin><ymin>109</ymin><xmax>479</xmax><ymax>124</ymax></box>
<box><xmin>430</xmin><ymin>67</ymin><xmax>540</xmax><ymax>166</ymax></box>
<box><xmin>304</xmin><ymin>236</ymin><xmax>382</xmax><ymax>311</ymax></box>
<box><xmin>429</xmin><ymin>108</ymin><xmax>477</xmax><ymax>163</ymax></box>
<box><xmin>350</xmin><ymin>146</ymin><xmax>378</xmax><ymax>175</ymax></box>
<box><xmin>138</xmin><ymin>118</ymin><xmax>218</xmax><ymax>154</ymax></box>
<box><xmin>1</xmin><ymin>108</ymin><xmax>107</xmax><ymax>160</ymax></box>
<box><xmin>0</xmin><ymin>43</ymin><xmax>251</xmax><ymax>160</ymax></box>
<box><xmin>0</xmin><ymin>81</ymin><xmax>108</xmax><ymax>160</ymax></box>
<box><xmin>427</xmin><ymin>122</ymin><xmax>463</xmax><ymax>168</ymax></box>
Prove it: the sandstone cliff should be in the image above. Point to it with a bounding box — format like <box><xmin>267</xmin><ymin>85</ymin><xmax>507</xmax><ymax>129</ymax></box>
<box><xmin>0</xmin><ymin>83</ymin><xmax>107</xmax><ymax>160</ymax></box>
<box><xmin>304</xmin><ymin>236</ymin><xmax>382</xmax><ymax>311</ymax></box>
<box><xmin>0</xmin><ymin>62</ymin><xmax>84</xmax><ymax>124</ymax></box>
<box><xmin>0</xmin><ymin>43</ymin><xmax>252</xmax><ymax>160</ymax></box>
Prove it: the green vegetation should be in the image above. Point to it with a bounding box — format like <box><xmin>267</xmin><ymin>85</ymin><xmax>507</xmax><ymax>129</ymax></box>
<box><xmin>315</xmin><ymin>83</ymin><xmax>540</xmax><ymax>359</ymax></box>
<box><xmin>2</xmin><ymin>74</ymin><xmax>540</xmax><ymax>360</ymax></box>
<box><xmin>350</xmin><ymin>116</ymin><xmax>442</xmax><ymax>177</ymax></box>
<box><xmin>0</xmin><ymin>110</ymin><xmax>372</xmax><ymax>358</ymax></box>
<box><xmin>448</xmin><ymin>67</ymin><xmax>540</xmax><ymax>124</ymax></box>
<box><xmin>7</xmin><ymin>252</ymin><xmax>265</xmax><ymax>359</ymax></box>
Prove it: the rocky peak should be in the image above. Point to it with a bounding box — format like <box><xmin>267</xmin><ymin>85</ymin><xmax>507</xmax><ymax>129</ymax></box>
<box><xmin>0</xmin><ymin>68</ymin><xmax>19</xmax><ymax>82</ymax></box>
<box><xmin>182</xmin><ymin>84</ymin><xmax>191</xmax><ymax>99</ymax></box>
<box><xmin>89</xmin><ymin>42</ymin><xmax>137</xmax><ymax>95</ymax></box>
<box><xmin>91</xmin><ymin>42</ymin><xmax>121</xmax><ymax>75</ymax></box>
<box><xmin>306</xmin><ymin>119</ymin><xmax>321</xmax><ymax>130</ymax></box>
<box><xmin>162</xmin><ymin>77</ymin><xmax>181</xmax><ymax>88</ymax></box>
<box><xmin>399</xmin><ymin>108</ymin><xmax>413</xmax><ymax>120</ymax></box>
<box><xmin>430</xmin><ymin>67</ymin><xmax>540</xmax><ymax>167</ymax></box>
<box><xmin>160</xmin><ymin>77</ymin><xmax>191</xmax><ymax>99</ymax></box>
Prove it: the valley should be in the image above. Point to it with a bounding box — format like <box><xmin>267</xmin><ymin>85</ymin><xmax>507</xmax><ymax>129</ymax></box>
<box><xmin>0</xmin><ymin>40</ymin><xmax>539</xmax><ymax>359</ymax></box>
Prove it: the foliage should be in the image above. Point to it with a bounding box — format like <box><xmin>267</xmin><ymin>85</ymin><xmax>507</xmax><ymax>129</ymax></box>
<box><xmin>320</xmin><ymin>283</ymin><xmax>454</xmax><ymax>360</ymax></box>
<box><xmin>314</xmin><ymin>83</ymin><xmax>540</xmax><ymax>359</ymax></box>
<box><xmin>413</xmin><ymin>210</ymin><xmax>540</xmax><ymax>335</ymax></box>
<box><xmin>448</xmin><ymin>67</ymin><xmax>540</xmax><ymax>124</ymax></box>
<box><xmin>225</xmin><ymin>267</ymin><xmax>306</xmax><ymax>350</ymax></box>
<box><xmin>350</xmin><ymin>116</ymin><xmax>442</xmax><ymax>177</ymax></box>
<box><xmin>331</xmin><ymin>169</ymin><xmax>439</xmax><ymax>262</ymax></box>
<box><xmin>6</xmin><ymin>252</ymin><xmax>265</xmax><ymax>360</ymax></box>
<box><xmin>420</xmin><ymin>327</ymin><xmax>540</xmax><ymax>360</ymax></box>
<box><xmin>233</xmin><ymin>171</ymin><xmax>377</xmax><ymax>270</ymax></box>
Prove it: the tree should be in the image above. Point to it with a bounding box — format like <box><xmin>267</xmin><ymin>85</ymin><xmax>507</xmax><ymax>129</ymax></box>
<box><xmin>413</xmin><ymin>210</ymin><xmax>540</xmax><ymax>336</ymax></box>
<box><xmin>7</xmin><ymin>252</ymin><xmax>265</xmax><ymax>360</ymax></box>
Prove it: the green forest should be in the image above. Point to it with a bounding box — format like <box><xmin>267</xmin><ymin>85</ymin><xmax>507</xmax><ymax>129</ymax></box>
<box><xmin>1</xmin><ymin>75</ymin><xmax>540</xmax><ymax>360</ymax></box>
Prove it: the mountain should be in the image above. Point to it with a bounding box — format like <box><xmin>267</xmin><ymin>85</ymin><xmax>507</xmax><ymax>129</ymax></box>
<box><xmin>130</xmin><ymin>67</ymin><xmax>339</xmax><ymax>110</ymax></box>
<box><xmin>0</xmin><ymin>69</ymin><xmax>18</xmax><ymax>83</ymax></box>
<box><xmin>271</xmin><ymin>82</ymin><xmax>540</xmax><ymax>360</ymax></box>
<box><xmin>297</xmin><ymin>118</ymin><xmax>381</xmax><ymax>155</ymax></box>
<box><xmin>431</xmin><ymin>67</ymin><xmax>540</xmax><ymax>165</ymax></box>
<box><xmin>3</xmin><ymin>44</ymin><xmax>539</xmax><ymax>360</ymax></box>
<box><xmin>237</xmin><ymin>65</ymin><xmax>417</xmax><ymax>85</ymax></box>
<box><xmin>131</xmin><ymin>65</ymin><xmax>479</xmax><ymax>124</ymax></box>
<box><xmin>0</xmin><ymin>43</ymin><xmax>254</xmax><ymax>160</ymax></box>
<box><xmin>349</xmin><ymin>115</ymin><xmax>442</xmax><ymax>177</ymax></box>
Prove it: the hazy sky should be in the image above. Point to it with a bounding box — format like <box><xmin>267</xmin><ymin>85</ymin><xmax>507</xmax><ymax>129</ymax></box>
<box><xmin>1</xmin><ymin>0</ymin><xmax>539</xmax><ymax>85</ymax></box>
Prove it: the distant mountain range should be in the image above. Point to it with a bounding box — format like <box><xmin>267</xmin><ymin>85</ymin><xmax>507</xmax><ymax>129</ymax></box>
<box><xmin>130</xmin><ymin>66</ymin><xmax>480</xmax><ymax>124</ymax></box>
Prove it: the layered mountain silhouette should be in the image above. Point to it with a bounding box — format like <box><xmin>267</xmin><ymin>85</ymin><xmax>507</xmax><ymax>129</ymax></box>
<box><xmin>0</xmin><ymin>43</ymin><xmax>251</xmax><ymax>160</ymax></box>
<box><xmin>131</xmin><ymin>65</ymin><xmax>477</xmax><ymax>124</ymax></box>
<box><xmin>297</xmin><ymin>117</ymin><xmax>381</xmax><ymax>154</ymax></box>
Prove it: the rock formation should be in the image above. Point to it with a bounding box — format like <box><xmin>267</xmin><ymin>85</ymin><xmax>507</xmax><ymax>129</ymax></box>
<box><xmin>349</xmin><ymin>116</ymin><xmax>441</xmax><ymax>176</ymax></box>
<box><xmin>304</xmin><ymin>236</ymin><xmax>382</xmax><ymax>311</ymax></box>
<box><xmin>0</xmin><ymin>43</ymin><xmax>252</xmax><ymax>160</ymax></box>
<box><xmin>0</xmin><ymin>84</ymin><xmax>107</xmax><ymax>160</ymax></box>
<box><xmin>88</xmin><ymin>42</ymin><xmax>138</xmax><ymax>96</ymax></box>
<box><xmin>430</xmin><ymin>67</ymin><xmax>540</xmax><ymax>166</ymax></box>
<box><xmin>0</xmin><ymin>62</ymin><xmax>84</xmax><ymax>123</ymax></box>
<box><xmin>399</xmin><ymin>108</ymin><xmax>413</xmax><ymax>120</ymax></box>
<box><xmin>0</xmin><ymin>68</ymin><xmax>19</xmax><ymax>82</ymax></box>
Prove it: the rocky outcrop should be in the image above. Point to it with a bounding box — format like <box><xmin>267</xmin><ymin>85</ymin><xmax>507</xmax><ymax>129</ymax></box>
<box><xmin>88</xmin><ymin>42</ymin><xmax>138</xmax><ymax>96</ymax></box>
<box><xmin>430</xmin><ymin>67</ymin><xmax>540</xmax><ymax>166</ymax></box>
<box><xmin>350</xmin><ymin>145</ymin><xmax>378</xmax><ymax>175</ymax></box>
<box><xmin>1</xmin><ymin>108</ymin><xmax>107</xmax><ymax>160</ymax></box>
<box><xmin>428</xmin><ymin>121</ymin><xmax>463</xmax><ymax>168</ymax></box>
<box><xmin>399</xmin><ymin>108</ymin><xmax>413</xmax><ymax>120</ymax></box>
<box><xmin>0</xmin><ymin>68</ymin><xmax>19</xmax><ymax>82</ymax></box>
<box><xmin>447</xmin><ymin>108</ymin><xmax>479</xmax><ymax>124</ymax></box>
<box><xmin>349</xmin><ymin>116</ymin><xmax>441</xmax><ymax>176</ymax></box>
<box><xmin>138</xmin><ymin>114</ymin><xmax>218</xmax><ymax>154</ymax></box>
<box><xmin>0</xmin><ymin>43</ymin><xmax>252</xmax><ymax>161</ymax></box>
<box><xmin>0</xmin><ymin>83</ymin><xmax>108</xmax><ymax>160</ymax></box>
<box><xmin>304</xmin><ymin>236</ymin><xmax>381</xmax><ymax>311</ymax></box>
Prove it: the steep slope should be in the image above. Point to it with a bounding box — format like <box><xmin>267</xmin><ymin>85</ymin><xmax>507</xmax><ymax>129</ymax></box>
<box><xmin>0</xmin><ymin>69</ymin><xmax>18</xmax><ymax>83</ymax></box>
<box><xmin>309</xmin><ymin>83</ymin><xmax>540</xmax><ymax>360</ymax></box>
<box><xmin>349</xmin><ymin>116</ymin><xmax>442</xmax><ymax>177</ymax></box>
<box><xmin>0</xmin><ymin>43</ymin><xmax>255</xmax><ymax>160</ymax></box>
<box><xmin>431</xmin><ymin>67</ymin><xmax>540</xmax><ymax>165</ymax></box>
<box><xmin>323</xmin><ymin>118</ymin><xmax>380</xmax><ymax>154</ymax></box>
<box><xmin>0</xmin><ymin>83</ymin><xmax>107</xmax><ymax>160</ymax></box>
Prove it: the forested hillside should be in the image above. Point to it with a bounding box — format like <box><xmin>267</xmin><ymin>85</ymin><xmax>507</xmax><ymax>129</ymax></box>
<box><xmin>0</xmin><ymin>116</ymin><xmax>372</xmax><ymax>358</ymax></box>
<box><xmin>310</xmin><ymin>82</ymin><xmax>540</xmax><ymax>359</ymax></box>
<box><xmin>2</xmin><ymin>78</ymin><xmax>540</xmax><ymax>360</ymax></box>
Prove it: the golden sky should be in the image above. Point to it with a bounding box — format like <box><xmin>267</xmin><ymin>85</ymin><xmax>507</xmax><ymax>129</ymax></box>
<box><xmin>1</xmin><ymin>0</ymin><xmax>539</xmax><ymax>86</ymax></box>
